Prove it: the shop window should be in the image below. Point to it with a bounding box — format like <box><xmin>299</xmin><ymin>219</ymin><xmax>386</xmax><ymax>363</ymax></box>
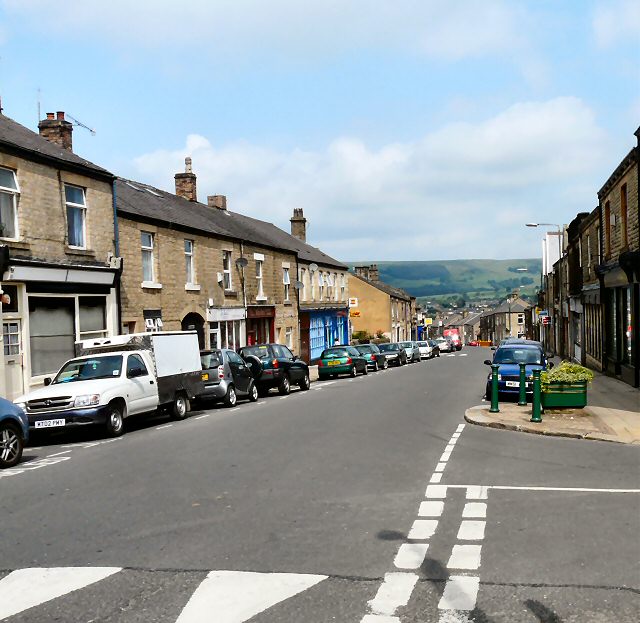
<box><xmin>65</xmin><ymin>185</ymin><xmax>87</xmax><ymax>248</ymax></box>
<box><xmin>0</xmin><ymin>166</ymin><xmax>19</xmax><ymax>239</ymax></box>
<box><xmin>29</xmin><ymin>297</ymin><xmax>75</xmax><ymax>376</ymax></box>
<box><xmin>79</xmin><ymin>296</ymin><xmax>107</xmax><ymax>340</ymax></box>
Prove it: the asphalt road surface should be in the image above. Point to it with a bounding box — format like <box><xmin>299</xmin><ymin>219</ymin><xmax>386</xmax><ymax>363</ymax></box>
<box><xmin>1</xmin><ymin>348</ymin><xmax>638</xmax><ymax>622</ymax></box>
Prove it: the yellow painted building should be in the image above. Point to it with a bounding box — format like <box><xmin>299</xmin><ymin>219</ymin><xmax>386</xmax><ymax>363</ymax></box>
<box><xmin>349</xmin><ymin>266</ymin><xmax>413</xmax><ymax>341</ymax></box>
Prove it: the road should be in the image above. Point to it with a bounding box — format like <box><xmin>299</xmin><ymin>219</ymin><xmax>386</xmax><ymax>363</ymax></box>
<box><xmin>1</xmin><ymin>348</ymin><xmax>638</xmax><ymax>622</ymax></box>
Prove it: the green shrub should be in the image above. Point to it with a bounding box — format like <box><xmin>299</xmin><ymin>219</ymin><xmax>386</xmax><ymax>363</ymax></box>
<box><xmin>352</xmin><ymin>330</ymin><xmax>370</xmax><ymax>343</ymax></box>
<box><xmin>541</xmin><ymin>361</ymin><xmax>594</xmax><ymax>388</ymax></box>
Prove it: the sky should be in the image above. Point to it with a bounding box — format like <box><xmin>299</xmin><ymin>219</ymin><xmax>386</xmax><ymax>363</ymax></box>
<box><xmin>0</xmin><ymin>0</ymin><xmax>638</xmax><ymax>261</ymax></box>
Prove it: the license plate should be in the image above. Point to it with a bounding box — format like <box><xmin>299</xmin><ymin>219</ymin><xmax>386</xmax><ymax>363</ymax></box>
<box><xmin>505</xmin><ymin>381</ymin><xmax>519</xmax><ymax>387</ymax></box>
<box><xmin>327</xmin><ymin>360</ymin><xmax>341</xmax><ymax>366</ymax></box>
<box><xmin>202</xmin><ymin>373</ymin><xmax>209</xmax><ymax>381</ymax></box>
<box><xmin>35</xmin><ymin>419</ymin><xmax>66</xmax><ymax>428</ymax></box>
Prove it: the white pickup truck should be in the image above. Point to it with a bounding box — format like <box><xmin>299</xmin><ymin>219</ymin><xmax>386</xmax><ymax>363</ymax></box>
<box><xmin>15</xmin><ymin>332</ymin><xmax>204</xmax><ymax>437</ymax></box>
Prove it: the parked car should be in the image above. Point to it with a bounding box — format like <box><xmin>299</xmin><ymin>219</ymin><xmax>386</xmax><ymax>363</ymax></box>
<box><xmin>468</xmin><ymin>340</ymin><xmax>479</xmax><ymax>347</ymax></box>
<box><xmin>199</xmin><ymin>349</ymin><xmax>259</xmax><ymax>407</ymax></box>
<box><xmin>318</xmin><ymin>346</ymin><xmax>368</xmax><ymax>379</ymax></box>
<box><xmin>416</xmin><ymin>341</ymin><xmax>434</xmax><ymax>359</ymax></box>
<box><xmin>484</xmin><ymin>343</ymin><xmax>553</xmax><ymax>399</ymax></box>
<box><xmin>428</xmin><ymin>339</ymin><xmax>441</xmax><ymax>357</ymax></box>
<box><xmin>354</xmin><ymin>344</ymin><xmax>389</xmax><ymax>371</ymax></box>
<box><xmin>399</xmin><ymin>341</ymin><xmax>421</xmax><ymax>363</ymax></box>
<box><xmin>14</xmin><ymin>332</ymin><xmax>204</xmax><ymax>438</ymax></box>
<box><xmin>0</xmin><ymin>397</ymin><xmax>29</xmax><ymax>469</ymax></box>
<box><xmin>435</xmin><ymin>337</ymin><xmax>454</xmax><ymax>353</ymax></box>
<box><xmin>238</xmin><ymin>344</ymin><xmax>310</xmax><ymax>396</ymax></box>
<box><xmin>377</xmin><ymin>342</ymin><xmax>408</xmax><ymax>366</ymax></box>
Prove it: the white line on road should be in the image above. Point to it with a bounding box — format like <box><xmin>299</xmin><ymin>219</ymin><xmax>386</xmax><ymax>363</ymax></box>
<box><xmin>155</xmin><ymin>424</ymin><xmax>173</xmax><ymax>430</ymax></box>
<box><xmin>439</xmin><ymin>451</ymin><xmax>452</xmax><ymax>462</ymax></box>
<box><xmin>47</xmin><ymin>450</ymin><xmax>72</xmax><ymax>457</ymax></box>
<box><xmin>367</xmin><ymin>572</ymin><xmax>419</xmax><ymax>617</ymax></box>
<box><xmin>425</xmin><ymin>485</ymin><xmax>448</xmax><ymax>499</ymax></box>
<box><xmin>434</xmin><ymin>462</ymin><xmax>447</xmax><ymax>472</ymax></box>
<box><xmin>447</xmin><ymin>545</ymin><xmax>482</xmax><ymax>570</ymax></box>
<box><xmin>457</xmin><ymin>520</ymin><xmax>486</xmax><ymax>541</ymax></box>
<box><xmin>456</xmin><ymin>424</ymin><xmax>466</xmax><ymax>432</ymax></box>
<box><xmin>445</xmin><ymin>484</ymin><xmax>640</xmax><ymax>494</ymax></box>
<box><xmin>393</xmin><ymin>543</ymin><xmax>429</xmax><ymax>569</ymax></box>
<box><xmin>418</xmin><ymin>501</ymin><xmax>444</xmax><ymax>517</ymax></box>
<box><xmin>438</xmin><ymin>576</ymin><xmax>480</xmax><ymax>610</ymax></box>
<box><xmin>430</xmin><ymin>473</ymin><xmax>443</xmax><ymax>483</ymax></box>
<box><xmin>195</xmin><ymin>414</ymin><xmax>212</xmax><ymax>420</ymax></box>
<box><xmin>0</xmin><ymin>567</ymin><xmax>122</xmax><ymax>619</ymax></box>
<box><xmin>175</xmin><ymin>570</ymin><xmax>327</xmax><ymax>623</ymax></box>
<box><xmin>462</xmin><ymin>503</ymin><xmax>487</xmax><ymax>518</ymax></box>
<box><xmin>361</xmin><ymin>615</ymin><xmax>400</xmax><ymax>623</ymax></box>
<box><xmin>257</xmin><ymin>401</ymin><xmax>267</xmax><ymax>405</ymax></box>
<box><xmin>407</xmin><ymin>519</ymin><xmax>439</xmax><ymax>540</ymax></box>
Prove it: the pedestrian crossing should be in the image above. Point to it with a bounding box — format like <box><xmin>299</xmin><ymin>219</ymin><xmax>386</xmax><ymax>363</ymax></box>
<box><xmin>0</xmin><ymin>567</ymin><xmax>327</xmax><ymax>622</ymax></box>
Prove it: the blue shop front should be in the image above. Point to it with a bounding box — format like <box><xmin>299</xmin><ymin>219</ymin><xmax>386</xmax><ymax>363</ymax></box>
<box><xmin>299</xmin><ymin>306</ymin><xmax>349</xmax><ymax>362</ymax></box>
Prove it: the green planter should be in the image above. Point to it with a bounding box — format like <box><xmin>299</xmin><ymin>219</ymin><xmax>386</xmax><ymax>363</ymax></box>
<box><xmin>541</xmin><ymin>381</ymin><xmax>588</xmax><ymax>409</ymax></box>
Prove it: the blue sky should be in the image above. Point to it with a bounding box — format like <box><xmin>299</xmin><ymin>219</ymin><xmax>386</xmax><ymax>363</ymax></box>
<box><xmin>1</xmin><ymin>0</ymin><xmax>638</xmax><ymax>261</ymax></box>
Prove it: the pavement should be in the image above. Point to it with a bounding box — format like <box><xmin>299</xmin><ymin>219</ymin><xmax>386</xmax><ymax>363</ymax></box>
<box><xmin>465</xmin><ymin>368</ymin><xmax>640</xmax><ymax>444</ymax></box>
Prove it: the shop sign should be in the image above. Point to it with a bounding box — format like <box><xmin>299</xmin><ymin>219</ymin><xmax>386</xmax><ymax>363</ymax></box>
<box><xmin>425</xmin><ymin>317</ymin><xmax>433</xmax><ymax>325</ymax></box>
<box><xmin>207</xmin><ymin>307</ymin><xmax>246</xmax><ymax>322</ymax></box>
<box><xmin>349</xmin><ymin>310</ymin><xmax>361</xmax><ymax>318</ymax></box>
<box><xmin>349</xmin><ymin>297</ymin><xmax>358</xmax><ymax>307</ymax></box>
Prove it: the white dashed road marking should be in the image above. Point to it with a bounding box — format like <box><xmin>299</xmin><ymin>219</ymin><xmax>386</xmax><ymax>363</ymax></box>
<box><xmin>393</xmin><ymin>544</ymin><xmax>429</xmax><ymax>570</ymax></box>
<box><xmin>438</xmin><ymin>576</ymin><xmax>480</xmax><ymax>610</ymax></box>
<box><xmin>447</xmin><ymin>545</ymin><xmax>482</xmax><ymax>570</ymax></box>
<box><xmin>457</xmin><ymin>521</ymin><xmax>486</xmax><ymax>541</ymax></box>
<box><xmin>367</xmin><ymin>572</ymin><xmax>418</xmax><ymax>617</ymax></box>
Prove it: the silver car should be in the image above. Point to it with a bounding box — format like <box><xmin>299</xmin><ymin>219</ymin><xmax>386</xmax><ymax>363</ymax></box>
<box><xmin>416</xmin><ymin>341</ymin><xmax>434</xmax><ymax>359</ymax></box>
<box><xmin>399</xmin><ymin>341</ymin><xmax>421</xmax><ymax>363</ymax></box>
<box><xmin>199</xmin><ymin>349</ymin><xmax>259</xmax><ymax>407</ymax></box>
<box><xmin>435</xmin><ymin>337</ymin><xmax>454</xmax><ymax>353</ymax></box>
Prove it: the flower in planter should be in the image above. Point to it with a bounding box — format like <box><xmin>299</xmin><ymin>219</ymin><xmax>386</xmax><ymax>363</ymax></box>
<box><xmin>541</xmin><ymin>361</ymin><xmax>594</xmax><ymax>390</ymax></box>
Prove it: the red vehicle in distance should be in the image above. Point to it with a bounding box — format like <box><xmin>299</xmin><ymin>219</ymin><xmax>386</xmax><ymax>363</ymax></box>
<box><xmin>443</xmin><ymin>328</ymin><xmax>462</xmax><ymax>350</ymax></box>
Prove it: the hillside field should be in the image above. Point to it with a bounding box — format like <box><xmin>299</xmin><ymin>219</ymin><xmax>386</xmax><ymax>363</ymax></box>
<box><xmin>349</xmin><ymin>259</ymin><xmax>543</xmax><ymax>305</ymax></box>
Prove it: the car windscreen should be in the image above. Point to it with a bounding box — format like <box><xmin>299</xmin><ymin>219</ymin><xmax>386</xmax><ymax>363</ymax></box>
<box><xmin>417</xmin><ymin>342</ymin><xmax>428</xmax><ymax>347</ymax></box>
<box><xmin>200</xmin><ymin>352</ymin><xmax>222</xmax><ymax>369</ymax></box>
<box><xmin>53</xmin><ymin>355</ymin><xmax>123</xmax><ymax>383</ymax></box>
<box><xmin>493</xmin><ymin>348</ymin><xmax>543</xmax><ymax>365</ymax></box>
<box><xmin>356</xmin><ymin>345</ymin><xmax>373</xmax><ymax>353</ymax></box>
<box><xmin>323</xmin><ymin>348</ymin><xmax>349</xmax><ymax>358</ymax></box>
<box><xmin>400</xmin><ymin>342</ymin><xmax>412</xmax><ymax>348</ymax></box>
<box><xmin>240</xmin><ymin>345</ymin><xmax>271</xmax><ymax>359</ymax></box>
<box><xmin>378</xmin><ymin>343</ymin><xmax>397</xmax><ymax>352</ymax></box>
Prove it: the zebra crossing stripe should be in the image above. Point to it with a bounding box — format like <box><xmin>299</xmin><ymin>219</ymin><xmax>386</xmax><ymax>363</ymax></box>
<box><xmin>0</xmin><ymin>566</ymin><xmax>121</xmax><ymax>619</ymax></box>
<box><xmin>175</xmin><ymin>570</ymin><xmax>327</xmax><ymax>623</ymax></box>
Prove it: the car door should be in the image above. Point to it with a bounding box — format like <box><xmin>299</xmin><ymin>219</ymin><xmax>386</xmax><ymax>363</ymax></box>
<box><xmin>125</xmin><ymin>354</ymin><xmax>157</xmax><ymax>414</ymax></box>
<box><xmin>277</xmin><ymin>345</ymin><xmax>303</xmax><ymax>381</ymax></box>
<box><xmin>227</xmin><ymin>351</ymin><xmax>252</xmax><ymax>394</ymax></box>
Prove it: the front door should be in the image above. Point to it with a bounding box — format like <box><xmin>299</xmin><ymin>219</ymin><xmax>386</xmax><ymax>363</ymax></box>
<box><xmin>3</xmin><ymin>320</ymin><xmax>24</xmax><ymax>400</ymax></box>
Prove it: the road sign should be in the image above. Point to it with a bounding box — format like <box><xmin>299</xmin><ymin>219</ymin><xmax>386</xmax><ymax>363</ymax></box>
<box><xmin>538</xmin><ymin>310</ymin><xmax>549</xmax><ymax>317</ymax></box>
<box><xmin>425</xmin><ymin>317</ymin><xmax>433</xmax><ymax>325</ymax></box>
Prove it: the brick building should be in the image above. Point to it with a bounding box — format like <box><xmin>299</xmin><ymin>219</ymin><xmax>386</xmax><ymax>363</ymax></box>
<box><xmin>0</xmin><ymin>113</ymin><xmax>120</xmax><ymax>399</ymax></box>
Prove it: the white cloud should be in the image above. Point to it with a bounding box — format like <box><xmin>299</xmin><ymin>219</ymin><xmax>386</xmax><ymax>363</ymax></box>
<box><xmin>3</xmin><ymin>0</ymin><xmax>532</xmax><ymax>64</ymax></box>
<box><xmin>593</xmin><ymin>0</ymin><xmax>640</xmax><ymax>48</ymax></box>
<box><xmin>132</xmin><ymin>97</ymin><xmax>608</xmax><ymax>261</ymax></box>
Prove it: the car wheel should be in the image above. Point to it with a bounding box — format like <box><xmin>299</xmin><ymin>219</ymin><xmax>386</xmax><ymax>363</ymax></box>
<box><xmin>381</xmin><ymin>359</ymin><xmax>388</xmax><ymax>370</ymax></box>
<box><xmin>248</xmin><ymin>383</ymin><xmax>259</xmax><ymax>402</ymax></box>
<box><xmin>362</xmin><ymin>364</ymin><xmax>368</xmax><ymax>375</ymax></box>
<box><xmin>104</xmin><ymin>402</ymin><xmax>125</xmax><ymax>437</ymax></box>
<box><xmin>373</xmin><ymin>361</ymin><xmax>379</xmax><ymax>372</ymax></box>
<box><xmin>224</xmin><ymin>385</ymin><xmax>237</xmax><ymax>407</ymax></box>
<box><xmin>0</xmin><ymin>422</ymin><xmax>23</xmax><ymax>469</ymax></box>
<box><xmin>171</xmin><ymin>392</ymin><xmax>190</xmax><ymax>420</ymax></box>
<box><xmin>278</xmin><ymin>374</ymin><xmax>291</xmax><ymax>395</ymax></box>
<box><xmin>299</xmin><ymin>373</ymin><xmax>311</xmax><ymax>390</ymax></box>
<box><xmin>349</xmin><ymin>365</ymin><xmax>357</xmax><ymax>378</ymax></box>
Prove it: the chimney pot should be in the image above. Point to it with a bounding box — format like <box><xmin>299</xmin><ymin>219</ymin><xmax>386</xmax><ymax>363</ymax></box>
<box><xmin>207</xmin><ymin>195</ymin><xmax>227</xmax><ymax>210</ymax></box>
<box><xmin>185</xmin><ymin>157</ymin><xmax>192</xmax><ymax>173</ymax></box>
<box><xmin>56</xmin><ymin>111</ymin><xmax>65</xmax><ymax>120</ymax></box>
<box><xmin>46</xmin><ymin>112</ymin><xmax>55</xmax><ymax>120</ymax></box>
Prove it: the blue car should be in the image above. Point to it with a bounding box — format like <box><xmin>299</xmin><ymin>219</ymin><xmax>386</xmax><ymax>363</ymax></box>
<box><xmin>1</xmin><ymin>396</ymin><xmax>29</xmax><ymax>469</ymax></box>
<box><xmin>484</xmin><ymin>344</ymin><xmax>553</xmax><ymax>400</ymax></box>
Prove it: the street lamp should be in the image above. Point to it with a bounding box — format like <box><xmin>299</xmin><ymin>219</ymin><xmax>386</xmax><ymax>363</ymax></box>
<box><xmin>525</xmin><ymin>222</ymin><xmax>563</xmax><ymax>261</ymax></box>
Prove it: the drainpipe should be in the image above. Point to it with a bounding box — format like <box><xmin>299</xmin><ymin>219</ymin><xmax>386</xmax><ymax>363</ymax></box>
<box><xmin>112</xmin><ymin>178</ymin><xmax>122</xmax><ymax>333</ymax></box>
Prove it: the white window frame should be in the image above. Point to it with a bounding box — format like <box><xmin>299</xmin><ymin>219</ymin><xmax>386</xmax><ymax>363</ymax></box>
<box><xmin>283</xmin><ymin>267</ymin><xmax>290</xmax><ymax>301</ymax></box>
<box><xmin>223</xmin><ymin>250</ymin><xmax>233</xmax><ymax>290</ymax></box>
<box><xmin>285</xmin><ymin>326</ymin><xmax>293</xmax><ymax>349</ymax></box>
<box><xmin>0</xmin><ymin>166</ymin><xmax>19</xmax><ymax>240</ymax></box>
<box><xmin>318</xmin><ymin>271</ymin><xmax>324</xmax><ymax>301</ymax></box>
<box><xmin>517</xmin><ymin>313</ymin><xmax>525</xmax><ymax>325</ymax></box>
<box><xmin>185</xmin><ymin>239</ymin><xmax>196</xmax><ymax>285</ymax></box>
<box><xmin>340</xmin><ymin>273</ymin><xmax>346</xmax><ymax>301</ymax></box>
<box><xmin>3</xmin><ymin>321</ymin><xmax>21</xmax><ymax>356</ymax></box>
<box><xmin>141</xmin><ymin>231</ymin><xmax>155</xmax><ymax>284</ymax></box>
<box><xmin>65</xmin><ymin>184</ymin><xmax>87</xmax><ymax>249</ymax></box>
<box><xmin>256</xmin><ymin>259</ymin><xmax>265</xmax><ymax>299</ymax></box>
<box><xmin>333</xmin><ymin>272</ymin><xmax>338</xmax><ymax>301</ymax></box>
<box><xmin>310</xmin><ymin>269</ymin><xmax>315</xmax><ymax>300</ymax></box>
<box><xmin>299</xmin><ymin>267</ymin><xmax>306</xmax><ymax>301</ymax></box>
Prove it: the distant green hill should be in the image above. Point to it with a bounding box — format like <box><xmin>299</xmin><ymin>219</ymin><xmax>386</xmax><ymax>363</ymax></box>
<box><xmin>349</xmin><ymin>259</ymin><xmax>542</xmax><ymax>305</ymax></box>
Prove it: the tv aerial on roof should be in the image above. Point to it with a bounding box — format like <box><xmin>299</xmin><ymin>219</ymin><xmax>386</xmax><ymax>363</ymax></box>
<box><xmin>67</xmin><ymin>113</ymin><xmax>96</xmax><ymax>136</ymax></box>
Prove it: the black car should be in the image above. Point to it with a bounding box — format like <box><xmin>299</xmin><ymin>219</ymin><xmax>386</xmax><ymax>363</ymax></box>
<box><xmin>354</xmin><ymin>343</ymin><xmax>388</xmax><ymax>371</ymax></box>
<box><xmin>428</xmin><ymin>339</ymin><xmax>441</xmax><ymax>357</ymax></box>
<box><xmin>238</xmin><ymin>344</ymin><xmax>311</xmax><ymax>396</ymax></box>
<box><xmin>377</xmin><ymin>342</ymin><xmax>408</xmax><ymax>366</ymax></box>
<box><xmin>199</xmin><ymin>349</ymin><xmax>259</xmax><ymax>407</ymax></box>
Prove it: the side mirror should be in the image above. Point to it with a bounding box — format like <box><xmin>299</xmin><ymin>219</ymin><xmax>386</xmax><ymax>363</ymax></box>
<box><xmin>44</xmin><ymin>377</ymin><xmax>52</xmax><ymax>386</ymax></box>
<box><xmin>548</xmin><ymin>362</ymin><xmax>554</xmax><ymax>369</ymax></box>
<box><xmin>490</xmin><ymin>346</ymin><xmax>496</xmax><ymax>350</ymax></box>
<box><xmin>483</xmin><ymin>360</ymin><xmax>492</xmax><ymax>366</ymax></box>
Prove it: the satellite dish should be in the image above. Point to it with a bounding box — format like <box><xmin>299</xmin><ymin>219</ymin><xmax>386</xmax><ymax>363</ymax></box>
<box><xmin>293</xmin><ymin>281</ymin><xmax>304</xmax><ymax>290</ymax></box>
<box><xmin>309</xmin><ymin>263</ymin><xmax>318</xmax><ymax>272</ymax></box>
<box><xmin>235</xmin><ymin>257</ymin><xmax>248</xmax><ymax>268</ymax></box>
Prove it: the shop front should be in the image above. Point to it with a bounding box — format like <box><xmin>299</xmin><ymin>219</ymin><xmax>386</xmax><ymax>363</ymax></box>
<box><xmin>246</xmin><ymin>305</ymin><xmax>275</xmax><ymax>346</ymax></box>
<box><xmin>0</xmin><ymin>259</ymin><xmax>119</xmax><ymax>399</ymax></box>
<box><xmin>303</xmin><ymin>307</ymin><xmax>348</xmax><ymax>362</ymax></box>
<box><xmin>207</xmin><ymin>306</ymin><xmax>246</xmax><ymax>350</ymax></box>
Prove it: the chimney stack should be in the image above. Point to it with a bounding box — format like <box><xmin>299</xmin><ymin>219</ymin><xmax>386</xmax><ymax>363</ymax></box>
<box><xmin>290</xmin><ymin>208</ymin><xmax>307</xmax><ymax>242</ymax></box>
<box><xmin>354</xmin><ymin>266</ymin><xmax>369</xmax><ymax>279</ymax></box>
<box><xmin>38</xmin><ymin>111</ymin><xmax>73</xmax><ymax>151</ymax></box>
<box><xmin>369</xmin><ymin>264</ymin><xmax>379</xmax><ymax>281</ymax></box>
<box><xmin>175</xmin><ymin>157</ymin><xmax>197</xmax><ymax>201</ymax></box>
<box><xmin>207</xmin><ymin>195</ymin><xmax>227</xmax><ymax>210</ymax></box>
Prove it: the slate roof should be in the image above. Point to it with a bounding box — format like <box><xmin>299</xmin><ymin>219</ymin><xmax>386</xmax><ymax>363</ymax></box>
<box><xmin>115</xmin><ymin>178</ymin><xmax>347</xmax><ymax>270</ymax></box>
<box><xmin>350</xmin><ymin>272</ymin><xmax>412</xmax><ymax>302</ymax></box>
<box><xmin>490</xmin><ymin>298</ymin><xmax>531</xmax><ymax>314</ymax></box>
<box><xmin>0</xmin><ymin>114</ymin><xmax>112</xmax><ymax>178</ymax></box>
